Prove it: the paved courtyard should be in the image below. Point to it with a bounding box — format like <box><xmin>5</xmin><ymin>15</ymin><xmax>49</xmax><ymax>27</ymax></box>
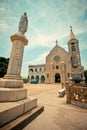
<box><xmin>23</xmin><ymin>83</ymin><xmax>87</xmax><ymax>130</ymax></box>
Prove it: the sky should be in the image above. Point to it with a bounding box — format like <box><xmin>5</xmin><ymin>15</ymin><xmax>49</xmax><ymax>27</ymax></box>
<box><xmin>0</xmin><ymin>0</ymin><xmax>87</xmax><ymax>78</ymax></box>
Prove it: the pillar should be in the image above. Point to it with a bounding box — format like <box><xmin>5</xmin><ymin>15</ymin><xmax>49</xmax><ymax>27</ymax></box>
<box><xmin>0</xmin><ymin>34</ymin><xmax>28</xmax><ymax>88</ymax></box>
<box><xmin>65</xmin><ymin>81</ymin><xmax>71</xmax><ymax>103</ymax></box>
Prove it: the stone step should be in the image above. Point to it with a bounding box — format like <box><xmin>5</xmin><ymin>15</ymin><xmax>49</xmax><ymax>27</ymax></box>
<box><xmin>0</xmin><ymin>105</ymin><xmax>44</xmax><ymax>130</ymax></box>
<box><xmin>0</xmin><ymin>97</ymin><xmax>37</xmax><ymax>126</ymax></box>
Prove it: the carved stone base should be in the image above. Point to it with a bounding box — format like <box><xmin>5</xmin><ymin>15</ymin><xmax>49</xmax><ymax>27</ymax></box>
<box><xmin>3</xmin><ymin>74</ymin><xmax>22</xmax><ymax>80</ymax></box>
<box><xmin>0</xmin><ymin>87</ymin><xmax>27</xmax><ymax>102</ymax></box>
<box><xmin>0</xmin><ymin>78</ymin><xmax>23</xmax><ymax>88</ymax></box>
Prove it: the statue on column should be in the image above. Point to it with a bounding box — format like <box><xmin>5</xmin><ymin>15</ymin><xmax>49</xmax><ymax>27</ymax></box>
<box><xmin>18</xmin><ymin>12</ymin><xmax>28</xmax><ymax>34</ymax></box>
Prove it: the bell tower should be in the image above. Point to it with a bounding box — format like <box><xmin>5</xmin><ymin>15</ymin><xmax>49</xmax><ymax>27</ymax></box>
<box><xmin>68</xmin><ymin>26</ymin><xmax>85</xmax><ymax>84</ymax></box>
<box><xmin>68</xmin><ymin>26</ymin><xmax>81</xmax><ymax>68</ymax></box>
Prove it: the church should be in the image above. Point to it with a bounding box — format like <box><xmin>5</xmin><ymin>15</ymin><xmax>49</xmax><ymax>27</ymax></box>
<box><xmin>28</xmin><ymin>27</ymin><xmax>84</xmax><ymax>85</ymax></box>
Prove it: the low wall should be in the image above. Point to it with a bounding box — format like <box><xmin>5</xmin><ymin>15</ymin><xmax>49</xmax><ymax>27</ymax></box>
<box><xmin>65</xmin><ymin>82</ymin><xmax>87</xmax><ymax>108</ymax></box>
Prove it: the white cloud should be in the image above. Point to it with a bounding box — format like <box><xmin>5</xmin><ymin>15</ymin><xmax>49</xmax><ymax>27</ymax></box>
<box><xmin>0</xmin><ymin>0</ymin><xmax>87</xmax><ymax>77</ymax></box>
<box><xmin>23</xmin><ymin>0</ymin><xmax>87</xmax><ymax>52</ymax></box>
<box><xmin>25</xmin><ymin>30</ymin><xmax>59</xmax><ymax>51</ymax></box>
<box><xmin>26</xmin><ymin>26</ymin><xmax>87</xmax><ymax>53</ymax></box>
<box><xmin>0</xmin><ymin>6</ymin><xmax>5</xmax><ymax>12</ymax></box>
<box><xmin>21</xmin><ymin>67</ymin><xmax>28</xmax><ymax>78</ymax></box>
<box><xmin>82</xmin><ymin>60</ymin><xmax>87</xmax><ymax>70</ymax></box>
<box><xmin>21</xmin><ymin>52</ymin><xmax>49</xmax><ymax>77</ymax></box>
<box><xmin>0</xmin><ymin>21</ymin><xmax>9</xmax><ymax>31</ymax></box>
<box><xmin>24</xmin><ymin>52</ymin><xmax>49</xmax><ymax>66</ymax></box>
<box><xmin>33</xmin><ymin>33</ymin><xmax>58</xmax><ymax>46</ymax></box>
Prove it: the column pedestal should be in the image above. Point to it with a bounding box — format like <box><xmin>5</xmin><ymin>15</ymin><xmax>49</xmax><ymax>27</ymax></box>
<box><xmin>0</xmin><ymin>34</ymin><xmax>43</xmax><ymax>127</ymax></box>
<box><xmin>0</xmin><ymin>34</ymin><xmax>28</xmax><ymax>101</ymax></box>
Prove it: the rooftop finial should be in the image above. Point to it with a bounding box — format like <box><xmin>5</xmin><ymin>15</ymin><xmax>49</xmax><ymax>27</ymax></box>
<box><xmin>56</xmin><ymin>40</ymin><xmax>58</xmax><ymax>45</ymax></box>
<box><xmin>69</xmin><ymin>26</ymin><xmax>75</xmax><ymax>40</ymax></box>
<box><xmin>70</xmin><ymin>25</ymin><xmax>72</xmax><ymax>31</ymax></box>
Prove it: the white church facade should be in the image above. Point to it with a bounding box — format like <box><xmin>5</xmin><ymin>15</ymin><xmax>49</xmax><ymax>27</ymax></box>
<box><xmin>28</xmin><ymin>27</ymin><xmax>84</xmax><ymax>85</ymax></box>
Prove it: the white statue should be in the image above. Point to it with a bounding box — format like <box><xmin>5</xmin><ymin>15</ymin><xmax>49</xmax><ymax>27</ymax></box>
<box><xmin>18</xmin><ymin>12</ymin><xmax>28</xmax><ymax>34</ymax></box>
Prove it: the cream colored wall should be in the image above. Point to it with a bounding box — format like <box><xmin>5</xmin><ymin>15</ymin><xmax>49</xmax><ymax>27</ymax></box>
<box><xmin>28</xmin><ymin>65</ymin><xmax>45</xmax><ymax>83</ymax></box>
<box><xmin>45</xmin><ymin>45</ymin><xmax>71</xmax><ymax>84</ymax></box>
<box><xmin>28</xmin><ymin>45</ymin><xmax>71</xmax><ymax>84</ymax></box>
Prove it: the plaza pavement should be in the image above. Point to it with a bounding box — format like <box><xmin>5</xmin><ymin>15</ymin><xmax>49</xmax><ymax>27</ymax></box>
<box><xmin>23</xmin><ymin>83</ymin><xmax>87</xmax><ymax>130</ymax></box>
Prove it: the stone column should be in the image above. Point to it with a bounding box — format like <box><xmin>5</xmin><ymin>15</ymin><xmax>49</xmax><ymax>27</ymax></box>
<box><xmin>65</xmin><ymin>81</ymin><xmax>71</xmax><ymax>103</ymax></box>
<box><xmin>0</xmin><ymin>34</ymin><xmax>28</xmax><ymax>101</ymax></box>
<box><xmin>4</xmin><ymin>34</ymin><xmax>28</xmax><ymax>79</ymax></box>
<box><xmin>0</xmin><ymin>34</ymin><xmax>28</xmax><ymax>88</ymax></box>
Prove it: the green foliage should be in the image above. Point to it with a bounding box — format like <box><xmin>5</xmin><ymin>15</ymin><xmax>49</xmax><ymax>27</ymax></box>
<box><xmin>22</xmin><ymin>78</ymin><xmax>28</xmax><ymax>83</ymax></box>
<box><xmin>0</xmin><ymin>57</ymin><xmax>9</xmax><ymax>78</ymax></box>
<box><xmin>84</xmin><ymin>70</ymin><xmax>87</xmax><ymax>83</ymax></box>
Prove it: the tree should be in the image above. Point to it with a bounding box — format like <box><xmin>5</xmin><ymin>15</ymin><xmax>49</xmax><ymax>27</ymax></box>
<box><xmin>0</xmin><ymin>57</ymin><xmax>9</xmax><ymax>78</ymax></box>
<box><xmin>84</xmin><ymin>70</ymin><xmax>87</xmax><ymax>83</ymax></box>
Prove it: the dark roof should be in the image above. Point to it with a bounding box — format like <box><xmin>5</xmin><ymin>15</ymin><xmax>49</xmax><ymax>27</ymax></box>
<box><xmin>72</xmin><ymin>74</ymin><xmax>82</xmax><ymax>81</ymax></box>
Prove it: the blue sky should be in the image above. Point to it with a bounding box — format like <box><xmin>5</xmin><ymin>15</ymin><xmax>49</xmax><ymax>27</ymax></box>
<box><xmin>0</xmin><ymin>0</ymin><xmax>87</xmax><ymax>77</ymax></box>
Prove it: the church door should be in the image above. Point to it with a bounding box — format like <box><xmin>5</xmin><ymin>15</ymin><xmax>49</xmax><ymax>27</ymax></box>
<box><xmin>55</xmin><ymin>73</ymin><xmax>61</xmax><ymax>83</ymax></box>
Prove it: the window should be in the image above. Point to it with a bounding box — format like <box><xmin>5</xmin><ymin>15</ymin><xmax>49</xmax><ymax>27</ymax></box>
<box><xmin>56</xmin><ymin>65</ymin><xmax>59</xmax><ymax>69</ymax></box>
<box><xmin>30</xmin><ymin>69</ymin><xmax>33</xmax><ymax>72</ymax></box>
<box><xmin>75</xmin><ymin>80</ymin><xmax>80</xmax><ymax>83</ymax></box>
<box><xmin>71</xmin><ymin>42</ymin><xmax>74</xmax><ymax>45</ymax></box>
<box><xmin>54</xmin><ymin>56</ymin><xmax>60</xmax><ymax>62</ymax></box>
<box><xmin>68</xmin><ymin>73</ymin><xmax>70</xmax><ymax>77</ymax></box>
<box><xmin>40</xmin><ymin>68</ymin><xmax>42</xmax><ymax>71</ymax></box>
<box><xmin>71</xmin><ymin>57</ymin><xmax>72</xmax><ymax>60</ymax></box>
<box><xmin>72</xmin><ymin>46</ymin><xmax>75</xmax><ymax>51</ymax></box>
<box><xmin>35</xmin><ymin>68</ymin><xmax>37</xmax><ymax>72</ymax></box>
<box><xmin>47</xmin><ymin>74</ymin><xmax>49</xmax><ymax>78</ymax></box>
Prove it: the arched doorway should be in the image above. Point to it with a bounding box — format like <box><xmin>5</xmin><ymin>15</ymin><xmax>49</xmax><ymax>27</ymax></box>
<box><xmin>55</xmin><ymin>73</ymin><xmax>61</xmax><ymax>83</ymax></box>
<box><xmin>31</xmin><ymin>76</ymin><xmax>34</xmax><ymax>80</ymax></box>
<box><xmin>36</xmin><ymin>75</ymin><xmax>39</xmax><ymax>82</ymax></box>
<box><xmin>41</xmin><ymin>75</ymin><xmax>45</xmax><ymax>83</ymax></box>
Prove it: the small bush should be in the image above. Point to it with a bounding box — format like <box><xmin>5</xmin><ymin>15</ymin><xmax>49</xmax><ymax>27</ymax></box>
<box><xmin>22</xmin><ymin>78</ymin><xmax>28</xmax><ymax>83</ymax></box>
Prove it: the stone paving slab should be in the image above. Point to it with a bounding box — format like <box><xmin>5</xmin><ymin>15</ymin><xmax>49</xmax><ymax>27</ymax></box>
<box><xmin>23</xmin><ymin>83</ymin><xmax>87</xmax><ymax>130</ymax></box>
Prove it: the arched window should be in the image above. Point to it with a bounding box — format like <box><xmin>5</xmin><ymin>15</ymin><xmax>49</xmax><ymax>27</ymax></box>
<box><xmin>30</xmin><ymin>69</ymin><xmax>33</xmax><ymax>72</ymax></box>
<box><xmin>72</xmin><ymin>46</ymin><xmax>75</xmax><ymax>51</ymax></box>
<box><xmin>68</xmin><ymin>73</ymin><xmax>70</xmax><ymax>78</ymax></box>
<box><xmin>31</xmin><ymin>76</ymin><xmax>34</xmax><ymax>80</ymax></box>
<box><xmin>47</xmin><ymin>74</ymin><xmax>49</xmax><ymax>78</ymax></box>
<box><xmin>56</xmin><ymin>65</ymin><xmax>59</xmax><ymax>69</ymax></box>
<box><xmin>71</xmin><ymin>57</ymin><xmax>72</xmax><ymax>61</ymax></box>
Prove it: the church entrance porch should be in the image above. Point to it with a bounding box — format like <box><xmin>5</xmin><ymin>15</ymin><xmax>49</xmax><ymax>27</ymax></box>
<box><xmin>55</xmin><ymin>73</ymin><xmax>61</xmax><ymax>83</ymax></box>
